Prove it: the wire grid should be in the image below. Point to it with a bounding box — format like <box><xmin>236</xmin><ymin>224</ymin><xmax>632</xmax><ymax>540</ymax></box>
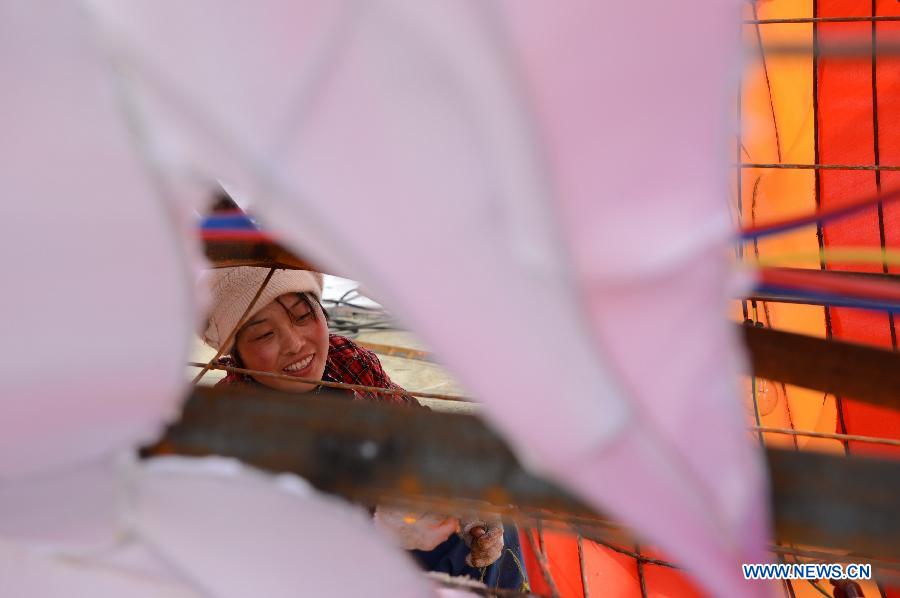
<box><xmin>739</xmin><ymin>3</ymin><xmax>899</xmax><ymax>596</ymax></box>
<box><xmin>742</xmin><ymin>3</ymin><xmax>899</xmax><ymax>438</ymax></box>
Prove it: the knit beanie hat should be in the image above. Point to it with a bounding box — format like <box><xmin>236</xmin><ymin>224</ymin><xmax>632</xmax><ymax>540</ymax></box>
<box><xmin>201</xmin><ymin>267</ymin><xmax>325</xmax><ymax>352</ymax></box>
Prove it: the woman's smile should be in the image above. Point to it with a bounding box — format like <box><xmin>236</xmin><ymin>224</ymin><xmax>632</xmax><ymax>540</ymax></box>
<box><xmin>282</xmin><ymin>353</ymin><xmax>315</xmax><ymax>376</ymax></box>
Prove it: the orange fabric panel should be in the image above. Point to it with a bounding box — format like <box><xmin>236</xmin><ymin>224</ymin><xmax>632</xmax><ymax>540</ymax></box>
<box><xmin>521</xmin><ymin>530</ymin><xmax>720</xmax><ymax>598</ymax></box>
<box><xmin>637</xmin><ymin>545</ymin><xmax>709</xmax><ymax>598</ymax></box>
<box><xmin>581</xmin><ymin>540</ymin><xmax>642</xmax><ymax>598</ymax></box>
<box><xmin>542</xmin><ymin>530</ymin><xmax>588</xmax><ymax>598</ymax></box>
<box><xmin>642</xmin><ymin>565</ymin><xmax>707</xmax><ymax>598</ymax></box>
<box><xmin>740</xmin><ymin>0</ymin><xmax>843</xmax><ymax>456</ymax></box>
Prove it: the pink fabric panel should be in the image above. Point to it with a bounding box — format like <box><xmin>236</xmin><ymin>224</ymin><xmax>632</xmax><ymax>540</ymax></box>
<box><xmin>82</xmin><ymin>2</ymin><xmax>771</xmax><ymax>595</ymax></box>
<box><xmin>502</xmin><ymin>1</ymin><xmax>770</xmax><ymax>590</ymax></box>
<box><xmin>1</xmin><ymin>6</ymin><xmax>438</xmax><ymax>598</ymax></box>
<box><xmin>0</xmin><ymin>0</ymin><xmax>193</xmax><ymax>483</ymax></box>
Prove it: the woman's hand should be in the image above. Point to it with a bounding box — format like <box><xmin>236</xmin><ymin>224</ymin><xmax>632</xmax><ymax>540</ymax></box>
<box><xmin>459</xmin><ymin>518</ymin><xmax>504</xmax><ymax>567</ymax></box>
<box><xmin>374</xmin><ymin>505</ymin><xmax>459</xmax><ymax>551</ymax></box>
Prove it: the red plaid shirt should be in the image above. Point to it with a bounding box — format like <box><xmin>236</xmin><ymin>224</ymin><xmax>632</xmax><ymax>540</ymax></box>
<box><xmin>217</xmin><ymin>334</ymin><xmax>419</xmax><ymax>407</ymax></box>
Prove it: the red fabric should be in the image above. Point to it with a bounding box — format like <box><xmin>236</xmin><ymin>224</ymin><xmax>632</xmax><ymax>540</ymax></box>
<box><xmin>875</xmin><ymin>0</ymin><xmax>900</xmax><ymax>561</ymax></box>
<box><xmin>818</xmin><ymin>4</ymin><xmax>900</xmax><ymax>595</ymax></box>
<box><xmin>878</xmin><ymin>0</ymin><xmax>900</xmax><ymax>269</ymax></box>
<box><xmin>217</xmin><ymin>334</ymin><xmax>419</xmax><ymax>407</ymax></box>
<box><xmin>817</xmin><ymin>0</ymin><xmax>900</xmax><ymax>460</ymax></box>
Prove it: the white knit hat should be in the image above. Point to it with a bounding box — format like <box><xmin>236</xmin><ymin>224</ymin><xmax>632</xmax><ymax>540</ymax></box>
<box><xmin>201</xmin><ymin>267</ymin><xmax>325</xmax><ymax>351</ymax></box>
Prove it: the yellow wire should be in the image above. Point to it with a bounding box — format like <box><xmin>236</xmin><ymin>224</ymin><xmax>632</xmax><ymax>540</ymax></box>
<box><xmin>747</xmin><ymin>247</ymin><xmax>900</xmax><ymax>268</ymax></box>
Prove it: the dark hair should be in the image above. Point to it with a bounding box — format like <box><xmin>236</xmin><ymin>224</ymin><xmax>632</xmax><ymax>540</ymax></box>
<box><xmin>231</xmin><ymin>291</ymin><xmax>327</xmax><ymax>367</ymax></box>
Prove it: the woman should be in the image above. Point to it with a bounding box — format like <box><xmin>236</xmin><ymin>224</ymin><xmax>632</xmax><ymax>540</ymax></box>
<box><xmin>201</xmin><ymin>266</ymin><xmax>527</xmax><ymax>591</ymax></box>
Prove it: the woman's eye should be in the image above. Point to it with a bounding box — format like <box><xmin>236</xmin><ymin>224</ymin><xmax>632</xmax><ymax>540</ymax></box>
<box><xmin>254</xmin><ymin>331</ymin><xmax>274</xmax><ymax>341</ymax></box>
<box><xmin>292</xmin><ymin>310</ymin><xmax>312</xmax><ymax>324</ymax></box>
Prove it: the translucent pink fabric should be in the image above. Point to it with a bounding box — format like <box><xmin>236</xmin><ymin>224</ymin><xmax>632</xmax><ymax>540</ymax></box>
<box><xmin>0</xmin><ymin>2</ymin><xmax>446</xmax><ymax>596</ymax></box>
<box><xmin>5</xmin><ymin>1</ymin><xmax>773</xmax><ymax>595</ymax></box>
<box><xmin>82</xmin><ymin>1</ymin><xmax>771</xmax><ymax>595</ymax></box>
<box><xmin>0</xmin><ymin>0</ymin><xmax>192</xmax><ymax>485</ymax></box>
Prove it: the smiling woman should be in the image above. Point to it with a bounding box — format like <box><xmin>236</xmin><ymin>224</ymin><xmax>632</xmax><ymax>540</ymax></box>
<box><xmin>202</xmin><ymin>267</ymin><xmax>418</xmax><ymax>404</ymax></box>
<box><xmin>198</xmin><ymin>266</ymin><xmax>527</xmax><ymax>591</ymax></box>
<box><xmin>233</xmin><ymin>289</ymin><xmax>329</xmax><ymax>393</ymax></box>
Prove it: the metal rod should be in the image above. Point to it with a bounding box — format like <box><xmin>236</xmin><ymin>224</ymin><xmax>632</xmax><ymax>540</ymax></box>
<box><xmin>577</xmin><ymin>535</ymin><xmax>591</xmax><ymax>598</ymax></box>
<box><xmin>574</xmin><ymin>534</ymin><xmax>678</xmax><ymax>569</ymax></box>
<box><xmin>755</xmin><ymin>41</ymin><xmax>900</xmax><ymax>58</ymax></box>
<box><xmin>188</xmin><ymin>360</ymin><xmax>471</xmax><ymax>402</ymax></box>
<box><xmin>354</xmin><ymin>340</ymin><xmax>434</xmax><ymax>362</ymax></box>
<box><xmin>753</xmin><ymin>426</ymin><xmax>900</xmax><ymax>448</ymax></box>
<box><xmin>868</xmin><ymin>2</ymin><xmax>899</xmax><ymax>353</ymax></box>
<box><xmin>746</xmin><ymin>16</ymin><xmax>900</xmax><ymax>25</ymax></box>
<box><xmin>741</xmin><ymin>163</ymin><xmax>900</xmax><ymax>171</ymax></box>
<box><xmin>426</xmin><ymin>572</ymin><xmax>539</xmax><ymax>598</ymax></box>
<box><xmin>524</xmin><ymin>529</ymin><xmax>560</xmax><ymax>598</ymax></box>
<box><xmin>635</xmin><ymin>542</ymin><xmax>648</xmax><ymax>598</ymax></box>
<box><xmin>745</xmin><ymin>292</ymin><xmax>900</xmax><ymax>310</ymax></box>
<box><xmin>192</xmin><ymin>323</ymin><xmax>900</xmax><ymax>418</ymax></box>
<box><xmin>192</xmin><ymin>267</ymin><xmax>275</xmax><ymax>384</ymax></box>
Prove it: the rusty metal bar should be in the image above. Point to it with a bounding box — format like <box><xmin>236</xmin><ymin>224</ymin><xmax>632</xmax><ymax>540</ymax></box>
<box><xmin>187</xmin><ymin>360</ymin><xmax>471</xmax><ymax>402</ymax></box>
<box><xmin>756</xmin><ymin>41</ymin><xmax>900</xmax><ymax>58</ymax></box>
<box><xmin>743</xmin><ymin>325</ymin><xmax>900</xmax><ymax>411</ymax></box>
<box><xmin>148</xmin><ymin>386</ymin><xmax>900</xmax><ymax>569</ymax></box>
<box><xmin>770</xmin><ymin>449</ymin><xmax>900</xmax><ymax>566</ymax></box>
<box><xmin>192</xmin><ymin>268</ymin><xmax>275</xmax><ymax>385</ymax></box>
<box><xmin>746</xmin><ymin>291</ymin><xmax>897</xmax><ymax>309</ymax></box>
<box><xmin>753</xmin><ymin>426</ymin><xmax>900</xmax><ymax>449</ymax></box>
<box><xmin>204</xmin><ymin>238</ymin><xmax>322</xmax><ymax>271</ymax></box>
<box><xmin>197</xmin><ymin>323</ymin><xmax>900</xmax><ymax>413</ymax></box>
<box><xmin>354</xmin><ymin>340</ymin><xmax>434</xmax><ymax>363</ymax></box>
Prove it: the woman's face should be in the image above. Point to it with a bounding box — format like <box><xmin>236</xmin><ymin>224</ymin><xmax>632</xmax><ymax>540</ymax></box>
<box><xmin>234</xmin><ymin>293</ymin><xmax>329</xmax><ymax>393</ymax></box>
